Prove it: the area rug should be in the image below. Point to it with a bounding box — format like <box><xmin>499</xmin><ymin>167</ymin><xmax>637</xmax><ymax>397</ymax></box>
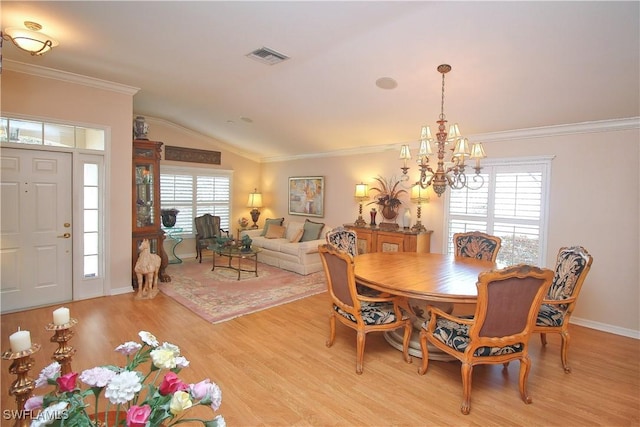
<box><xmin>159</xmin><ymin>258</ymin><xmax>327</xmax><ymax>324</ymax></box>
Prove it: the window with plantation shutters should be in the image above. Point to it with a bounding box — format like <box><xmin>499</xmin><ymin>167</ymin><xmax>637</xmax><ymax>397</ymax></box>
<box><xmin>445</xmin><ymin>157</ymin><xmax>552</xmax><ymax>268</ymax></box>
<box><xmin>160</xmin><ymin>166</ymin><xmax>232</xmax><ymax>235</ymax></box>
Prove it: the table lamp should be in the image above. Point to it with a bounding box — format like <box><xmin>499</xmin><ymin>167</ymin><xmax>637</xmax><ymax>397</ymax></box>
<box><xmin>247</xmin><ymin>188</ymin><xmax>263</xmax><ymax>229</ymax></box>
<box><xmin>354</xmin><ymin>183</ymin><xmax>369</xmax><ymax>227</ymax></box>
<box><xmin>410</xmin><ymin>185</ymin><xmax>429</xmax><ymax>232</ymax></box>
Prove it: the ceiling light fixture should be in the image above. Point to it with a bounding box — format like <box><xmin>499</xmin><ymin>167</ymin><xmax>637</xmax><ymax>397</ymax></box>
<box><xmin>399</xmin><ymin>64</ymin><xmax>487</xmax><ymax>197</ymax></box>
<box><xmin>2</xmin><ymin>21</ymin><xmax>59</xmax><ymax>56</ymax></box>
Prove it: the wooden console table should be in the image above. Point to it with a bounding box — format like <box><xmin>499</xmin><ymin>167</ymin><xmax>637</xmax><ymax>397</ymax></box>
<box><xmin>344</xmin><ymin>224</ymin><xmax>432</xmax><ymax>254</ymax></box>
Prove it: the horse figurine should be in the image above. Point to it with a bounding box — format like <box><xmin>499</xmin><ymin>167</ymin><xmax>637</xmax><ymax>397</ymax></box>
<box><xmin>134</xmin><ymin>239</ymin><xmax>161</xmax><ymax>299</ymax></box>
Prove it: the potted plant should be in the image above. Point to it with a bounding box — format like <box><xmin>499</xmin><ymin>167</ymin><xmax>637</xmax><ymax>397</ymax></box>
<box><xmin>367</xmin><ymin>176</ymin><xmax>407</xmax><ymax>222</ymax></box>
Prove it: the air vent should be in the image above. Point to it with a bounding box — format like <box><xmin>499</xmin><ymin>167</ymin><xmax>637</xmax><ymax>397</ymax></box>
<box><xmin>246</xmin><ymin>47</ymin><xmax>289</xmax><ymax>65</ymax></box>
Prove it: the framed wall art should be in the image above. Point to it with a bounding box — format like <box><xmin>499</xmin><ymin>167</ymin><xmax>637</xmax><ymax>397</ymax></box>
<box><xmin>288</xmin><ymin>176</ymin><xmax>324</xmax><ymax>217</ymax></box>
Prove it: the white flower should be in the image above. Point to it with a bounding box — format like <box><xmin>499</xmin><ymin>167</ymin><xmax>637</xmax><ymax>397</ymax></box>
<box><xmin>104</xmin><ymin>371</ymin><xmax>142</xmax><ymax>404</ymax></box>
<box><xmin>35</xmin><ymin>362</ymin><xmax>61</xmax><ymax>388</ymax></box>
<box><xmin>138</xmin><ymin>331</ymin><xmax>159</xmax><ymax>347</ymax></box>
<box><xmin>115</xmin><ymin>341</ymin><xmax>142</xmax><ymax>356</ymax></box>
<box><xmin>175</xmin><ymin>356</ymin><xmax>190</xmax><ymax>369</ymax></box>
<box><xmin>31</xmin><ymin>402</ymin><xmax>68</xmax><ymax>427</ymax></box>
<box><xmin>213</xmin><ymin>415</ymin><xmax>226</xmax><ymax>427</ymax></box>
<box><xmin>79</xmin><ymin>366</ymin><xmax>116</xmax><ymax>388</ymax></box>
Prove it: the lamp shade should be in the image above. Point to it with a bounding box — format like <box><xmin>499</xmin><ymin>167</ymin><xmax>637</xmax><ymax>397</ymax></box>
<box><xmin>247</xmin><ymin>190</ymin><xmax>263</xmax><ymax>208</ymax></box>
<box><xmin>354</xmin><ymin>183</ymin><xmax>368</xmax><ymax>199</ymax></box>
<box><xmin>411</xmin><ymin>185</ymin><xmax>429</xmax><ymax>203</ymax></box>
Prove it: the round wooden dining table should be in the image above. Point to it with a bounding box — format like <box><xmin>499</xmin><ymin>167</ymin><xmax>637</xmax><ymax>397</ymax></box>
<box><xmin>354</xmin><ymin>252</ymin><xmax>496</xmax><ymax>359</ymax></box>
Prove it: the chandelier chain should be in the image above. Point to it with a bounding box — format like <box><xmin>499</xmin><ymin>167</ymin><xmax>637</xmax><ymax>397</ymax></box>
<box><xmin>440</xmin><ymin>71</ymin><xmax>446</xmax><ymax>121</ymax></box>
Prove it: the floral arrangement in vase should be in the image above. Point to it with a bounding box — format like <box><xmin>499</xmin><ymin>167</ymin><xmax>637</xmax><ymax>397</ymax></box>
<box><xmin>27</xmin><ymin>331</ymin><xmax>224</xmax><ymax>427</ymax></box>
<box><xmin>367</xmin><ymin>175</ymin><xmax>407</xmax><ymax>221</ymax></box>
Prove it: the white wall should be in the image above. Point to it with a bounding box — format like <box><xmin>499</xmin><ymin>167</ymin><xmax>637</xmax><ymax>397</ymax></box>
<box><xmin>261</xmin><ymin>124</ymin><xmax>640</xmax><ymax>337</ymax></box>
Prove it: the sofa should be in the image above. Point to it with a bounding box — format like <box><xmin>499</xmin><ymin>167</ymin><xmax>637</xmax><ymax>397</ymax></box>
<box><xmin>239</xmin><ymin>218</ymin><xmax>332</xmax><ymax>275</ymax></box>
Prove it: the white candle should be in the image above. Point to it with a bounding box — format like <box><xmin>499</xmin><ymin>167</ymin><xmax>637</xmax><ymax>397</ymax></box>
<box><xmin>53</xmin><ymin>307</ymin><xmax>70</xmax><ymax>325</ymax></box>
<box><xmin>9</xmin><ymin>329</ymin><xmax>31</xmax><ymax>352</ymax></box>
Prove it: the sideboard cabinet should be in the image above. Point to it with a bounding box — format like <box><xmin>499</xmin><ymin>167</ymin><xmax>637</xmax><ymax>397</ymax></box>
<box><xmin>132</xmin><ymin>139</ymin><xmax>169</xmax><ymax>288</ymax></box>
<box><xmin>344</xmin><ymin>224</ymin><xmax>432</xmax><ymax>254</ymax></box>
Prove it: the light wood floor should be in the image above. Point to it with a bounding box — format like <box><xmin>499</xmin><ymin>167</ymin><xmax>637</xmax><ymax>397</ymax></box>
<box><xmin>1</xmin><ymin>277</ymin><xmax>639</xmax><ymax>426</ymax></box>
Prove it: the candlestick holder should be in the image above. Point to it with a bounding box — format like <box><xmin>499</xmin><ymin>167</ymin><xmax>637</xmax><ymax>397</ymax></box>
<box><xmin>45</xmin><ymin>318</ymin><xmax>78</xmax><ymax>375</ymax></box>
<box><xmin>2</xmin><ymin>344</ymin><xmax>42</xmax><ymax>427</ymax></box>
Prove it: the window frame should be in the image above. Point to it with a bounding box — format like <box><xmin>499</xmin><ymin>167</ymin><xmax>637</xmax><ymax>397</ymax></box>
<box><xmin>160</xmin><ymin>165</ymin><xmax>233</xmax><ymax>237</ymax></box>
<box><xmin>443</xmin><ymin>155</ymin><xmax>553</xmax><ymax>267</ymax></box>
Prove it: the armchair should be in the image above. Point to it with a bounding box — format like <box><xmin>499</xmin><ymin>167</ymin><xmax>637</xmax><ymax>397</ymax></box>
<box><xmin>419</xmin><ymin>264</ymin><xmax>553</xmax><ymax>414</ymax></box>
<box><xmin>194</xmin><ymin>214</ymin><xmax>229</xmax><ymax>263</ymax></box>
<box><xmin>534</xmin><ymin>245</ymin><xmax>593</xmax><ymax>373</ymax></box>
<box><xmin>319</xmin><ymin>244</ymin><xmax>412</xmax><ymax>374</ymax></box>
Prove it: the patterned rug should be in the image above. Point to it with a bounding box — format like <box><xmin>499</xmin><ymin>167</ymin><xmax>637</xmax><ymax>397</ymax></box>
<box><xmin>159</xmin><ymin>257</ymin><xmax>327</xmax><ymax>324</ymax></box>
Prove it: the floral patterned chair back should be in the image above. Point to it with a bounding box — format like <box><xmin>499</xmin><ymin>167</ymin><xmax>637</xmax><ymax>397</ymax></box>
<box><xmin>534</xmin><ymin>245</ymin><xmax>593</xmax><ymax>373</ymax></box>
<box><xmin>453</xmin><ymin>231</ymin><xmax>502</xmax><ymax>262</ymax></box>
<box><xmin>325</xmin><ymin>226</ymin><xmax>358</xmax><ymax>257</ymax></box>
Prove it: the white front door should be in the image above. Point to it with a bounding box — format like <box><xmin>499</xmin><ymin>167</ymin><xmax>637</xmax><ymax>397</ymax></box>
<box><xmin>1</xmin><ymin>148</ymin><xmax>73</xmax><ymax>312</ymax></box>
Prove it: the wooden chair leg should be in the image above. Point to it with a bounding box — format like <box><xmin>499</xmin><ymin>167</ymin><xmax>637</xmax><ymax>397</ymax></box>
<box><xmin>418</xmin><ymin>330</ymin><xmax>429</xmax><ymax>375</ymax></box>
<box><xmin>460</xmin><ymin>362</ymin><xmax>473</xmax><ymax>415</ymax></box>
<box><xmin>326</xmin><ymin>314</ymin><xmax>336</xmax><ymax>348</ymax></box>
<box><xmin>518</xmin><ymin>356</ymin><xmax>533</xmax><ymax>404</ymax></box>
<box><xmin>560</xmin><ymin>330</ymin><xmax>572</xmax><ymax>373</ymax></box>
<box><xmin>540</xmin><ymin>332</ymin><xmax>547</xmax><ymax>346</ymax></box>
<box><xmin>355</xmin><ymin>330</ymin><xmax>365</xmax><ymax>375</ymax></box>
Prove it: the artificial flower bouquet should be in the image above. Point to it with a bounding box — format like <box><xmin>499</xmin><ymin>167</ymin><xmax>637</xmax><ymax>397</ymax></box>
<box><xmin>27</xmin><ymin>331</ymin><xmax>225</xmax><ymax>427</ymax></box>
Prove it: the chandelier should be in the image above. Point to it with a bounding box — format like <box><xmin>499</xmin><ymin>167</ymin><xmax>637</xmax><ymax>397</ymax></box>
<box><xmin>399</xmin><ymin>64</ymin><xmax>487</xmax><ymax>197</ymax></box>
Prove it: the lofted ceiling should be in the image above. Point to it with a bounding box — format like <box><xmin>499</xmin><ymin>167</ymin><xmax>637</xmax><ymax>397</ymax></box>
<box><xmin>1</xmin><ymin>1</ymin><xmax>639</xmax><ymax>161</ymax></box>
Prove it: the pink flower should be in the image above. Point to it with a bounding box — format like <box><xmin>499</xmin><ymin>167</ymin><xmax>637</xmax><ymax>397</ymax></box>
<box><xmin>24</xmin><ymin>395</ymin><xmax>43</xmax><ymax>411</ymax></box>
<box><xmin>190</xmin><ymin>379</ymin><xmax>222</xmax><ymax>411</ymax></box>
<box><xmin>159</xmin><ymin>372</ymin><xmax>188</xmax><ymax>396</ymax></box>
<box><xmin>57</xmin><ymin>372</ymin><xmax>78</xmax><ymax>392</ymax></box>
<box><xmin>126</xmin><ymin>404</ymin><xmax>151</xmax><ymax>427</ymax></box>
<box><xmin>189</xmin><ymin>379</ymin><xmax>211</xmax><ymax>400</ymax></box>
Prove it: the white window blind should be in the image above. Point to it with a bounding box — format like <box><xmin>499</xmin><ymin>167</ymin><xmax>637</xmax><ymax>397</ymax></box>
<box><xmin>445</xmin><ymin>157</ymin><xmax>552</xmax><ymax>267</ymax></box>
<box><xmin>160</xmin><ymin>166</ymin><xmax>232</xmax><ymax>235</ymax></box>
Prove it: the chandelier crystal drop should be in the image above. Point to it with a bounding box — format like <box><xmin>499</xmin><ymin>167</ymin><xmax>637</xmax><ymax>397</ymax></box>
<box><xmin>399</xmin><ymin>64</ymin><xmax>487</xmax><ymax>197</ymax></box>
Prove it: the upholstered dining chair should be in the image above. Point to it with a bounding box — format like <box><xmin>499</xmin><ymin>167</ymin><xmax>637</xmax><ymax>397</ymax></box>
<box><xmin>419</xmin><ymin>264</ymin><xmax>554</xmax><ymax>415</ymax></box>
<box><xmin>318</xmin><ymin>243</ymin><xmax>412</xmax><ymax>374</ymax></box>
<box><xmin>325</xmin><ymin>226</ymin><xmax>385</xmax><ymax>297</ymax></box>
<box><xmin>453</xmin><ymin>231</ymin><xmax>502</xmax><ymax>262</ymax></box>
<box><xmin>534</xmin><ymin>245</ymin><xmax>593</xmax><ymax>373</ymax></box>
<box><xmin>194</xmin><ymin>214</ymin><xmax>228</xmax><ymax>263</ymax></box>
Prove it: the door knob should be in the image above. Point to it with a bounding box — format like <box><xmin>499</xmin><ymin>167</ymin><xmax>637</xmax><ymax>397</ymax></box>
<box><xmin>57</xmin><ymin>233</ymin><xmax>71</xmax><ymax>238</ymax></box>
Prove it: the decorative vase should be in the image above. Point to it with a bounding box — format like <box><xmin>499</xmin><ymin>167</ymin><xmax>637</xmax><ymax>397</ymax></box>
<box><xmin>370</xmin><ymin>209</ymin><xmax>377</xmax><ymax>226</ymax></box>
<box><xmin>133</xmin><ymin>116</ymin><xmax>149</xmax><ymax>140</ymax></box>
<box><xmin>402</xmin><ymin>208</ymin><xmax>411</xmax><ymax>229</ymax></box>
<box><xmin>161</xmin><ymin>208</ymin><xmax>179</xmax><ymax>228</ymax></box>
<box><xmin>381</xmin><ymin>205</ymin><xmax>399</xmax><ymax>222</ymax></box>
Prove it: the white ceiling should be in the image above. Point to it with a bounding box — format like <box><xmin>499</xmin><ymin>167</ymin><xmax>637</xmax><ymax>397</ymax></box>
<box><xmin>2</xmin><ymin>1</ymin><xmax>639</xmax><ymax>160</ymax></box>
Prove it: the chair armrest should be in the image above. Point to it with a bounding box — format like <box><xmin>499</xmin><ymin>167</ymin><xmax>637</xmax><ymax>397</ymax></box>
<box><xmin>427</xmin><ymin>305</ymin><xmax>474</xmax><ymax>325</ymax></box>
<box><xmin>542</xmin><ymin>296</ymin><xmax>577</xmax><ymax>306</ymax></box>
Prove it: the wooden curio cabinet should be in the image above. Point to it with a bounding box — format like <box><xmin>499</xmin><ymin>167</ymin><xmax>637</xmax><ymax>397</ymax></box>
<box><xmin>132</xmin><ymin>139</ymin><xmax>169</xmax><ymax>287</ymax></box>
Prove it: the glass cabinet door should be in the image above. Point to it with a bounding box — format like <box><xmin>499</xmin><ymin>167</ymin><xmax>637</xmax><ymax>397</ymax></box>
<box><xmin>135</xmin><ymin>163</ymin><xmax>155</xmax><ymax>228</ymax></box>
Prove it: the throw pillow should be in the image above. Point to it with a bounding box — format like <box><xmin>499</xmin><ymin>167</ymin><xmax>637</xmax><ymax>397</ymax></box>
<box><xmin>300</xmin><ymin>219</ymin><xmax>325</xmax><ymax>242</ymax></box>
<box><xmin>265</xmin><ymin>224</ymin><xmax>286</xmax><ymax>239</ymax></box>
<box><xmin>290</xmin><ymin>228</ymin><xmax>304</xmax><ymax>243</ymax></box>
<box><xmin>260</xmin><ymin>218</ymin><xmax>284</xmax><ymax>236</ymax></box>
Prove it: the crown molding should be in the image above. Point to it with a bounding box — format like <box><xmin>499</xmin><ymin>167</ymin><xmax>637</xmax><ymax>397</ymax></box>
<box><xmin>3</xmin><ymin>60</ymin><xmax>140</xmax><ymax>96</ymax></box>
<box><xmin>261</xmin><ymin>117</ymin><xmax>640</xmax><ymax>163</ymax></box>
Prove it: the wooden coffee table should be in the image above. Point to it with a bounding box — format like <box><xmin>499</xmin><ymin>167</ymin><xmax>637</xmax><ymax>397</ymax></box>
<box><xmin>208</xmin><ymin>244</ymin><xmax>262</xmax><ymax>280</ymax></box>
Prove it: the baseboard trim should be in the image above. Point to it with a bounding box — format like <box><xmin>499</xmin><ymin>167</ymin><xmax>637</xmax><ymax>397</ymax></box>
<box><xmin>571</xmin><ymin>316</ymin><xmax>639</xmax><ymax>339</ymax></box>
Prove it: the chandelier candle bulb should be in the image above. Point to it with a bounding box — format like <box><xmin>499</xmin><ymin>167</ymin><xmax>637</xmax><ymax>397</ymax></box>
<box><xmin>9</xmin><ymin>328</ymin><xmax>31</xmax><ymax>352</ymax></box>
<box><xmin>53</xmin><ymin>307</ymin><xmax>70</xmax><ymax>325</ymax></box>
